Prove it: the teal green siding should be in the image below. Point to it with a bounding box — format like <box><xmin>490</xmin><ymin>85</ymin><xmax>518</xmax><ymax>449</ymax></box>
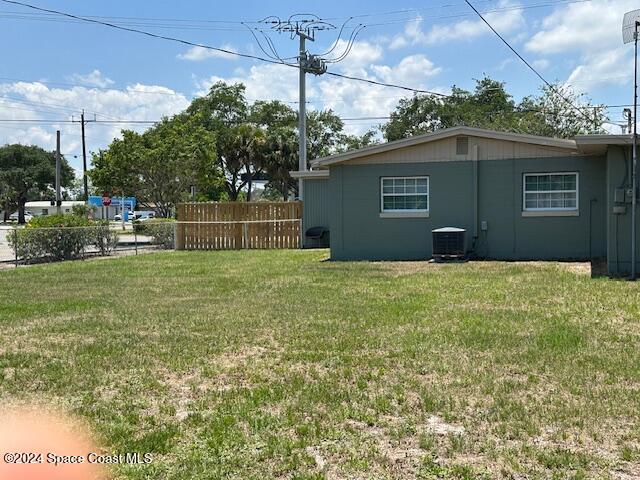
<box><xmin>302</xmin><ymin>178</ymin><xmax>330</xmax><ymax>248</ymax></box>
<box><xmin>606</xmin><ymin>146</ymin><xmax>640</xmax><ymax>275</ymax></box>
<box><xmin>329</xmin><ymin>156</ymin><xmax>607</xmax><ymax>261</ymax></box>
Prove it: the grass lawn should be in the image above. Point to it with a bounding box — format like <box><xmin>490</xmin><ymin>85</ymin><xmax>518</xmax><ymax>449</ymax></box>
<box><xmin>1</xmin><ymin>250</ymin><xmax>639</xmax><ymax>479</ymax></box>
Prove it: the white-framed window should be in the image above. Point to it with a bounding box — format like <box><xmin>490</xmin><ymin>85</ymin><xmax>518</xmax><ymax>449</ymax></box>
<box><xmin>523</xmin><ymin>172</ymin><xmax>578</xmax><ymax>211</ymax></box>
<box><xmin>381</xmin><ymin>176</ymin><xmax>429</xmax><ymax>213</ymax></box>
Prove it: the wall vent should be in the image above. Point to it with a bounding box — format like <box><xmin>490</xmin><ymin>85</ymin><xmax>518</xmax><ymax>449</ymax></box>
<box><xmin>456</xmin><ymin>136</ymin><xmax>469</xmax><ymax>155</ymax></box>
<box><xmin>432</xmin><ymin>227</ymin><xmax>466</xmax><ymax>260</ymax></box>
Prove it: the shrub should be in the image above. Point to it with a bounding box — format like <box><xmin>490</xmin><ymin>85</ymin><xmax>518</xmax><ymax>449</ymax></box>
<box><xmin>72</xmin><ymin>203</ymin><xmax>97</xmax><ymax>218</ymax></box>
<box><xmin>133</xmin><ymin>219</ymin><xmax>175</xmax><ymax>249</ymax></box>
<box><xmin>91</xmin><ymin>224</ymin><xmax>119</xmax><ymax>256</ymax></box>
<box><xmin>9</xmin><ymin>214</ymin><xmax>120</xmax><ymax>263</ymax></box>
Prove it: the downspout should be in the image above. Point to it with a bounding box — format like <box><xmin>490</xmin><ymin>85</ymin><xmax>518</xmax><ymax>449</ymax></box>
<box><xmin>472</xmin><ymin>143</ymin><xmax>479</xmax><ymax>253</ymax></box>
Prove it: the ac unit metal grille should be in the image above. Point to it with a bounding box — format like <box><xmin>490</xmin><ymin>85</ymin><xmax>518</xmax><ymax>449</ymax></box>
<box><xmin>432</xmin><ymin>227</ymin><xmax>466</xmax><ymax>260</ymax></box>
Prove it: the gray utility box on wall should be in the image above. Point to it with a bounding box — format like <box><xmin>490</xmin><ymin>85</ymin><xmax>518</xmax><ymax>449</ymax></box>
<box><xmin>432</xmin><ymin>227</ymin><xmax>466</xmax><ymax>261</ymax></box>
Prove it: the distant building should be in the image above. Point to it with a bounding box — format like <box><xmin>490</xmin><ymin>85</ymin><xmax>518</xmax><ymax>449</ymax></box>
<box><xmin>88</xmin><ymin>196</ymin><xmax>137</xmax><ymax>220</ymax></box>
<box><xmin>24</xmin><ymin>201</ymin><xmax>85</xmax><ymax>216</ymax></box>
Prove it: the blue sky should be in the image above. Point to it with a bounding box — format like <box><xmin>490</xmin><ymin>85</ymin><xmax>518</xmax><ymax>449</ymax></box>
<box><xmin>0</xmin><ymin>0</ymin><xmax>637</xmax><ymax>175</ymax></box>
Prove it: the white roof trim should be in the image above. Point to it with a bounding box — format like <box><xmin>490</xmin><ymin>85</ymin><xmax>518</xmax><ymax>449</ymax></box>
<box><xmin>310</xmin><ymin>126</ymin><xmax>578</xmax><ymax>168</ymax></box>
<box><xmin>289</xmin><ymin>170</ymin><xmax>329</xmax><ymax>179</ymax></box>
<box><xmin>575</xmin><ymin>134</ymin><xmax>634</xmax><ymax>146</ymax></box>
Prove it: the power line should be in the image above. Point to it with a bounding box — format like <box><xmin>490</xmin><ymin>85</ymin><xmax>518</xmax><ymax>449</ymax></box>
<box><xmin>0</xmin><ymin>0</ymin><xmax>299</xmax><ymax>66</ymax></box>
<box><xmin>464</xmin><ymin>0</ymin><xmax>605</xmax><ymax>129</ymax></box>
<box><xmin>0</xmin><ymin>104</ymin><xmax>626</xmax><ymax>125</ymax></box>
<box><xmin>0</xmin><ymin>119</ymin><xmax>158</xmax><ymax>124</ymax></box>
<box><xmin>0</xmin><ymin>0</ymin><xmax>622</xmax><ymax>128</ymax></box>
<box><xmin>321</xmin><ymin>0</ymin><xmax>596</xmax><ymax>30</ymax></box>
<box><xmin>0</xmin><ymin>0</ymin><xmax>447</xmax><ymax>97</ymax></box>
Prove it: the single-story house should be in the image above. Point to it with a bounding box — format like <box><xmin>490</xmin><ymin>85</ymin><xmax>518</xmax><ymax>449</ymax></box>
<box><xmin>292</xmin><ymin>126</ymin><xmax>638</xmax><ymax>276</ymax></box>
<box><xmin>24</xmin><ymin>200</ymin><xmax>85</xmax><ymax>216</ymax></box>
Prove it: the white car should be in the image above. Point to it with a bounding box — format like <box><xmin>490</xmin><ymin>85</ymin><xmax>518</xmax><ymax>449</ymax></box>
<box><xmin>133</xmin><ymin>210</ymin><xmax>155</xmax><ymax>220</ymax></box>
<box><xmin>9</xmin><ymin>211</ymin><xmax>34</xmax><ymax>222</ymax></box>
<box><xmin>114</xmin><ymin>211</ymin><xmax>134</xmax><ymax>221</ymax></box>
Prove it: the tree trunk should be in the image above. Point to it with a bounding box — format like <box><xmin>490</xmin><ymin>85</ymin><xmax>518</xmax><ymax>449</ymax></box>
<box><xmin>246</xmin><ymin>166</ymin><xmax>253</xmax><ymax>202</ymax></box>
<box><xmin>17</xmin><ymin>197</ymin><xmax>26</xmax><ymax>224</ymax></box>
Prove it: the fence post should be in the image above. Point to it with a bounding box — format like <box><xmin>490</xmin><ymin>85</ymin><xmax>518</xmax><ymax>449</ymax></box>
<box><xmin>173</xmin><ymin>221</ymin><xmax>179</xmax><ymax>250</ymax></box>
<box><xmin>242</xmin><ymin>222</ymin><xmax>248</xmax><ymax>249</ymax></box>
<box><xmin>299</xmin><ymin>218</ymin><xmax>303</xmax><ymax>249</ymax></box>
<box><xmin>175</xmin><ymin>204</ymin><xmax>184</xmax><ymax>250</ymax></box>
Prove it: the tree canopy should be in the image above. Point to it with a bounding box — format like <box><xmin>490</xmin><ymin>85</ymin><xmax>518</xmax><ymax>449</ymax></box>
<box><xmin>92</xmin><ymin>81</ymin><xmax>375</xmax><ymax>206</ymax></box>
<box><xmin>90</xmin><ymin>76</ymin><xmax>608</xmax><ymax>210</ymax></box>
<box><xmin>381</xmin><ymin>77</ymin><xmax>606</xmax><ymax>141</ymax></box>
<box><xmin>0</xmin><ymin>144</ymin><xmax>74</xmax><ymax>223</ymax></box>
<box><xmin>90</xmin><ymin>114</ymin><xmax>220</xmax><ymax>217</ymax></box>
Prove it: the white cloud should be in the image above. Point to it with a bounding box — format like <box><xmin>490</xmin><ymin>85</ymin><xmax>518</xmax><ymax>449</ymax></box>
<box><xmin>371</xmin><ymin>55</ymin><xmax>442</xmax><ymax>85</ymax></box>
<box><xmin>68</xmin><ymin>70</ymin><xmax>114</xmax><ymax>88</ymax></box>
<box><xmin>178</xmin><ymin>44</ymin><xmax>238</xmax><ymax>61</ymax></box>
<box><xmin>525</xmin><ymin>0</ymin><xmax>636</xmax><ymax>55</ymax></box>
<box><xmin>323</xmin><ymin>40</ymin><xmax>383</xmax><ymax>69</ymax></box>
<box><xmin>524</xmin><ymin>0</ymin><xmax>637</xmax><ymax>93</ymax></box>
<box><xmin>531</xmin><ymin>59</ymin><xmax>550</xmax><ymax>70</ymax></box>
<box><xmin>565</xmin><ymin>49</ymin><xmax>632</xmax><ymax>93</ymax></box>
<box><xmin>0</xmin><ymin>81</ymin><xmax>190</xmax><ymax>175</ymax></box>
<box><xmin>195</xmin><ymin>63</ymin><xmax>302</xmax><ymax>102</ymax></box>
<box><xmin>390</xmin><ymin>0</ymin><xmax>524</xmax><ymax>48</ymax></box>
<box><xmin>195</xmin><ymin>53</ymin><xmax>444</xmax><ymax>136</ymax></box>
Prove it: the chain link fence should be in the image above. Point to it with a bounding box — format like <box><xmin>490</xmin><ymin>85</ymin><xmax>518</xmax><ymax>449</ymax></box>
<box><xmin>2</xmin><ymin>221</ymin><xmax>177</xmax><ymax>267</ymax></box>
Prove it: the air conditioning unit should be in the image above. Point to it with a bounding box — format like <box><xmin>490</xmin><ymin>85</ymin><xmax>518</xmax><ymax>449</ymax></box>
<box><xmin>432</xmin><ymin>227</ymin><xmax>466</xmax><ymax>261</ymax></box>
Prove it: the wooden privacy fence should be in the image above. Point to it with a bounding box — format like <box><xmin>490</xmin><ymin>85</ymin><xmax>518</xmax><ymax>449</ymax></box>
<box><xmin>176</xmin><ymin>201</ymin><xmax>302</xmax><ymax>250</ymax></box>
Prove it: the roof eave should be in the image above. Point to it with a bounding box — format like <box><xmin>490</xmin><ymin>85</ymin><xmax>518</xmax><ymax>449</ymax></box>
<box><xmin>310</xmin><ymin>126</ymin><xmax>577</xmax><ymax>168</ymax></box>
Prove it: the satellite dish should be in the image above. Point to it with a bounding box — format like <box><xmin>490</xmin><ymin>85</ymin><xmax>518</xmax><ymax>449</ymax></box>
<box><xmin>623</xmin><ymin>9</ymin><xmax>640</xmax><ymax>44</ymax></box>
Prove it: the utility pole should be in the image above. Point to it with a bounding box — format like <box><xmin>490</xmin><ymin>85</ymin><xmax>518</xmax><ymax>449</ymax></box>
<box><xmin>297</xmin><ymin>29</ymin><xmax>312</xmax><ymax>203</ymax></box>
<box><xmin>632</xmin><ymin>20</ymin><xmax>638</xmax><ymax>280</ymax></box>
<box><xmin>55</xmin><ymin>130</ymin><xmax>61</xmax><ymax>215</ymax></box>
<box><xmin>623</xmin><ymin>11</ymin><xmax>640</xmax><ymax>279</ymax></box>
<box><xmin>265</xmin><ymin>16</ymin><xmax>332</xmax><ymax>203</ymax></box>
<box><xmin>72</xmin><ymin>110</ymin><xmax>95</xmax><ymax>200</ymax></box>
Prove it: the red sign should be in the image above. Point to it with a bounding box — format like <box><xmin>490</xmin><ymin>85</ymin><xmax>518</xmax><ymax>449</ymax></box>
<box><xmin>102</xmin><ymin>194</ymin><xmax>111</xmax><ymax>206</ymax></box>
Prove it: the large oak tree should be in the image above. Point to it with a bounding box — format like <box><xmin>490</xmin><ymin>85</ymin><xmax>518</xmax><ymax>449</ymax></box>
<box><xmin>0</xmin><ymin>144</ymin><xmax>74</xmax><ymax>223</ymax></box>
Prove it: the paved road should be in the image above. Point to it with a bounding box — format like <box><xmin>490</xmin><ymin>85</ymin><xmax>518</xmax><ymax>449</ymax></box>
<box><xmin>0</xmin><ymin>227</ymin><xmax>15</xmax><ymax>262</ymax></box>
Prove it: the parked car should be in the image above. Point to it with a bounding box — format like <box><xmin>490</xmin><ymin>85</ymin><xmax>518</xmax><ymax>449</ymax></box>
<box><xmin>113</xmin><ymin>211</ymin><xmax>134</xmax><ymax>222</ymax></box>
<box><xmin>9</xmin><ymin>211</ymin><xmax>34</xmax><ymax>222</ymax></box>
<box><xmin>134</xmin><ymin>210</ymin><xmax>156</xmax><ymax>220</ymax></box>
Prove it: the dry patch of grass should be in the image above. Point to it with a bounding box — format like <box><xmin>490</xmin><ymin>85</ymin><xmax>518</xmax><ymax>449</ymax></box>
<box><xmin>0</xmin><ymin>250</ymin><xmax>639</xmax><ymax>479</ymax></box>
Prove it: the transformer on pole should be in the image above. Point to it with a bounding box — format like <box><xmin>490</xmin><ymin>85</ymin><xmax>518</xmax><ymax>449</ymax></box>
<box><xmin>250</xmin><ymin>15</ymin><xmax>364</xmax><ymax>202</ymax></box>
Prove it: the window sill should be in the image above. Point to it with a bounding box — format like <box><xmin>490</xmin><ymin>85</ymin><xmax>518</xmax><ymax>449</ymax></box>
<box><xmin>380</xmin><ymin>211</ymin><xmax>430</xmax><ymax>219</ymax></box>
<box><xmin>521</xmin><ymin>210</ymin><xmax>579</xmax><ymax>217</ymax></box>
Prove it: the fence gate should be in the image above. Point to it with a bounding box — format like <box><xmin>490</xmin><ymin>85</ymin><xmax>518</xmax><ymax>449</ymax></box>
<box><xmin>176</xmin><ymin>201</ymin><xmax>302</xmax><ymax>250</ymax></box>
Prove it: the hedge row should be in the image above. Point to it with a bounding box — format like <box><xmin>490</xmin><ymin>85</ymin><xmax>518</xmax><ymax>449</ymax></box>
<box><xmin>8</xmin><ymin>214</ymin><xmax>119</xmax><ymax>263</ymax></box>
<box><xmin>133</xmin><ymin>219</ymin><xmax>175</xmax><ymax>249</ymax></box>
